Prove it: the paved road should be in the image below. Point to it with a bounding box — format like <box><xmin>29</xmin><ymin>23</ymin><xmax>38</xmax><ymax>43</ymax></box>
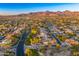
<box><xmin>46</xmin><ymin>21</ymin><xmax>61</xmax><ymax>45</ymax></box>
<box><xmin>16</xmin><ymin>29</ymin><xmax>30</xmax><ymax>56</ymax></box>
<box><xmin>0</xmin><ymin>36</ymin><xmax>5</xmax><ymax>40</ymax></box>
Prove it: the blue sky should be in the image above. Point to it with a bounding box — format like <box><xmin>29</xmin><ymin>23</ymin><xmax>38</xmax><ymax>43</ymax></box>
<box><xmin>0</xmin><ymin>3</ymin><xmax>79</xmax><ymax>15</ymax></box>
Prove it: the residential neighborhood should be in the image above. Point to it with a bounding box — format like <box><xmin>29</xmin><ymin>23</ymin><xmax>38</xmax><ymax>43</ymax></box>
<box><xmin>0</xmin><ymin>10</ymin><xmax>79</xmax><ymax>56</ymax></box>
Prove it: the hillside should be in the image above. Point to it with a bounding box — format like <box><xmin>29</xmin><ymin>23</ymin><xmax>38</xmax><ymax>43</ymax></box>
<box><xmin>0</xmin><ymin>11</ymin><xmax>79</xmax><ymax>56</ymax></box>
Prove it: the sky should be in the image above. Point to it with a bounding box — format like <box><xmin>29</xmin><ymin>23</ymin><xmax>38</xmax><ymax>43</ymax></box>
<box><xmin>0</xmin><ymin>3</ymin><xmax>79</xmax><ymax>15</ymax></box>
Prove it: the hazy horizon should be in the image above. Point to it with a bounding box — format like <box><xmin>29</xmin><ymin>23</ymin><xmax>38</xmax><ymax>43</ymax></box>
<box><xmin>0</xmin><ymin>3</ymin><xmax>79</xmax><ymax>15</ymax></box>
